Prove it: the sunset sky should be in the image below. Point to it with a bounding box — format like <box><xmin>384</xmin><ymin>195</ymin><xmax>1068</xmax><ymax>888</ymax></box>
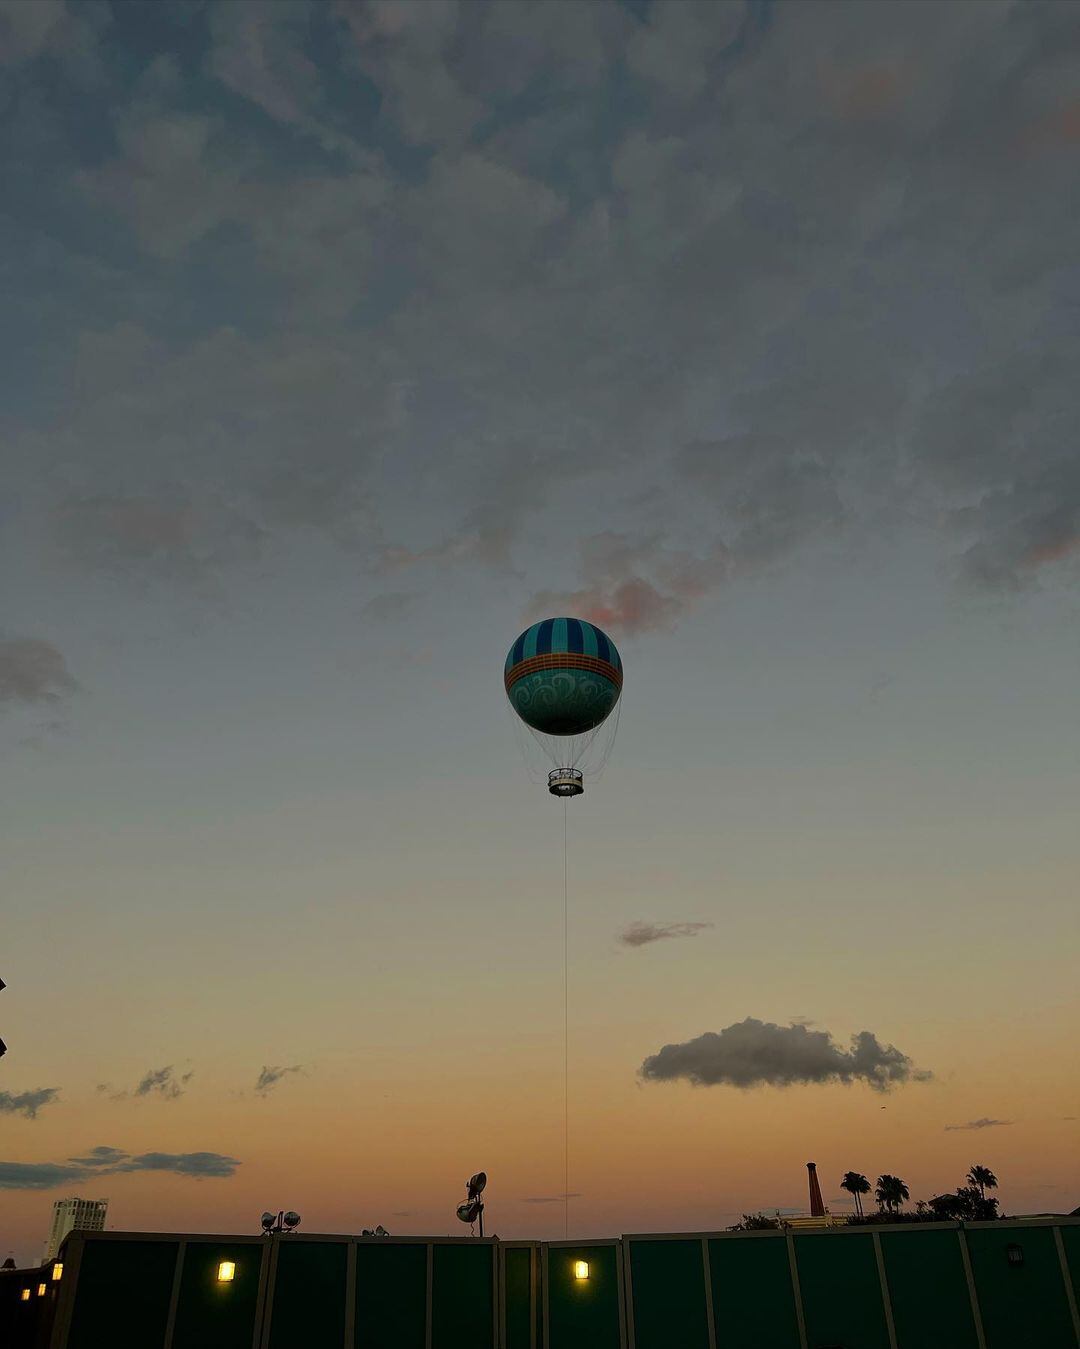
<box><xmin>2</xmin><ymin>0</ymin><xmax>1079</xmax><ymax>1266</ymax></box>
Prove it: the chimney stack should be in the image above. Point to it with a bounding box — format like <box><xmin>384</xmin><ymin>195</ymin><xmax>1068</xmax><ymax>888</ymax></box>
<box><xmin>806</xmin><ymin>1162</ymin><xmax>826</xmax><ymax>1217</ymax></box>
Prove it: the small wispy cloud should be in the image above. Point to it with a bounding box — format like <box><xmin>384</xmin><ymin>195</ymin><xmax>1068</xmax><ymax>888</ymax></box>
<box><xmin>254</xmin><ymin>1064</ymin><xmax>304</xmax><ymax>1095</ymax></box>
<box><xmin>0</xmin><ymin>1088</ymin><xmax>60</xmax><ymax>1119</ymax></box>
<box><xmin>944</xmin><ymin>1117</ymin><xmax>1014</xmax><ymax>1132</ymax></box>
<box><xmin>99</xmin><ymin>1066</ymin><xmax>193</xmax><ymax>1102</ymax></box>
<box><xmin>522</xmin><ymin>1193</ymin><xmax>583</xmax><ymax>1204</ymax></box>
<box><xmin>134</xmin><ymin>1066</ymin><xmax>192</xmax><ymax>1099</ymax></box>
<box><xmin>620</xmin><ymin>921</ymin><xmax>713</xmax><ymax>948</ymax></box>
<box><xmin>361</xmin><ymin>592</ymin><xmax>419</xmax><ymax>621</ymax></box>
<box><xmin>0</xmin><ymin>638</ymin><xmax>77</xmax><ymax>707</ymax></box>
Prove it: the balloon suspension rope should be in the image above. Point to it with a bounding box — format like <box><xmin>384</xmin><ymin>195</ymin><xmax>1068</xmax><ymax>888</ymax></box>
<box><xmin>563</xmin><ymin>796</ymin><xmax>569</xmax><ymax>1241</ymax></box>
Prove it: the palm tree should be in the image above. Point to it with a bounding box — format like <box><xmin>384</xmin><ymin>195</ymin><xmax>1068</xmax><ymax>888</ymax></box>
<box><xmin>967</xmin><ymin>1165</ymin><xmax>998</xmax><ymax>1200</ymax></box>
<box><xmin>875</xmin><ymin>1174</ymin><xmax>910</xmax><ymax>1215</ymax></box>
<box><xmin>840</xmin><ymin>1172</ymin><xmax>872</xmax><ymax>1218</ymax></box>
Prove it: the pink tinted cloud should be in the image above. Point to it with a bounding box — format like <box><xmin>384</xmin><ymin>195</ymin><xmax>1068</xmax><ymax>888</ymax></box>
<box><xmin>526</xmin><ymin>534</ymin><xmax>731</xmax><ymax>636</ymax></box>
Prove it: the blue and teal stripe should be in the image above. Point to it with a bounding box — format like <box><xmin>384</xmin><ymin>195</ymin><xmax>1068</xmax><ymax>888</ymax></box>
<box><xmin>505</xmin><ymin>619</ymin><xmax>622</xmax><ymax>676</ymax></box>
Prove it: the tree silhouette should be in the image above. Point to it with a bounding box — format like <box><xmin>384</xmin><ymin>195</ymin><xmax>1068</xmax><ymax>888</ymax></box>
<box><xmin>967</xmin><ymin>1165</ymin><xmax>998</xmax><ymax>1200</ymax></box>
<box><xmin>928</xmin><ymin>1191</ymin><xmax>965</xmax><ymax>1221</ymax></box>
<box><xmin>727</xmin><ymin>1213</ymin><xmax>780</xmax><ymax>1231</ymax></box>
<box><xmin>875</xmin><ymin>1175</ymin><xmax>910</xmax><ymax>1215</ymax></box>
<box><xmin>840</xmin><ymin>1171</ymin><xmax>871</xmax><ymax>1218</ymax></box>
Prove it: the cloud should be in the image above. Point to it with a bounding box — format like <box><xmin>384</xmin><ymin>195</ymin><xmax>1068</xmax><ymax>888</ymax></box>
<box><xmin>944</xmin><ymin>1117</ymin><xmax>1013</xmax><ymax>1132</ymax></box>
<box><xmin>336</xmin><ymin>0</ymin><xmax>484</xmax><ymax>150</ymax></box>
<box><xmin>0</xmin><ymin>1146</ymin><xmax>240</xmax><ymax>1190</ymax></box>
<box><xmin>0</xmin><ymin>0</ymin><xmax>106</xmax><ymax>81</ymax></box>
<box><xmin>207</xmin><ymin>1</ymin><xmax>350</xmax><ymax>156</ymax></box>
<box><xmin>0</xmin><ymin>639</ymin><xmax>76</xmax><ymax>706</ymax></box>
<box><xmin>52</xmin><ymin>492</ymin><xmax>265</xmax><ymax>584</ymax></box>
<box><xmin>67</xmin><ymin>1146</ymin><xmax>128</xmax><ymax>1167</ymax></box>
<box><xmin>640</xmin><ymin>1017</ymin><xmax>930</xmax><ymax>1092</ymax></box>
<box><xmin>133</xmin><ymin>1066</ymin><xmax>192</xmax><ymax>1100</ymax></box>
<box><xmin>620</xmin><ymin>921</ymin><xmax>713</xmax><ymax>948</ymax></box>
<box><xmin>0</xmin><ymin>1088</ymin><xmax>60</xmax><ymax>1119</ymax></box>
<box><xmin>361</xmin><ymin>592</ymin><xmax>420</xmax><ymax>621</ymax></box>
<box><xmin>7</xmin><ymin>0</ymin><xmax>1080</xmax><ymax>645</ymax></box>
<box><xmin>254</xmin><ymin>1064</ymin><xmax>303</xmax><ymax>1095</ymax></box>
<box><xmin>0</xmin><ymin>0</ymin><xmax>67</xmax><ymax>65</ymax></box>
<box><xmin>108</xmin><ymin>1150</ymin><xmax>239</xmax><ymax>1178</ymax></box>
<box><xmin>626</xmin><ymin>0</ymin><xmax>746</xmax><ymax>102</ymax></box>
<box><xmin>0</xmin><ymin>1162</ymin><xmax>91</xmax><ymax>1191</ymax></box>
<box><xmin>522</xmin><ymin>1193</ymin><xmax>583</xmax><ymax>1204</ymax></box>
<box><xmin>100</xmin><ymin>1066</ymin><xmax>193</xmax><ymax>1101</ymax></box>
<box><xmin>526</xmin><ymin>533</ymin><xmax>730</xmax><ymax>636</ymax></box>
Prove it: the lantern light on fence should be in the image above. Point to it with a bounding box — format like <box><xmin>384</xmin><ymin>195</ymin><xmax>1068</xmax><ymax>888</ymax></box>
<box><xmin>37</xmin><ymin>1284</ymin><xmax>47</xmax><ymax>1297</ymax></box>
<box><xmin>217</xmin><ymin>1261</ymin><xmax>236</xmax><ymax>1282</ymax></box>
<box><xmin>1006</xmin><ymin>1243</ymin><xmax>1024</xmax><ymax>1267</ymax></box>
<box><xmin>573</xmin><ymin>1260</ymin><xmax>590</xmax><ymax>1281</ymax></box>
<box><xmin>52</xmin><ymin>1263</ymin><xmax>63</xmax><ymax>1282</ymax></box>
<box><xmin>20</xmin><ymin>1289</ymin><xmax>30</xmax><ymax>1302</ymax></box>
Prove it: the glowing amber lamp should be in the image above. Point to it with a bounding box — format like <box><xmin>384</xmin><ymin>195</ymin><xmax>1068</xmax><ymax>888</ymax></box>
<box><xmin>37</xmin><ymin>1284</ymin><xmax>47</xmax><ymax>1297</ymax></box>
<box><xmin>217</xmin><ymin>1261</ymin><xmax>236</xmax><ymax>1283</ymax></box>
<box><xmin>52</xmin><ymin>1263</ymin><xmax>63</xmax><ymax>1281</ymax></box>
<box><xmin>20</xmin><ymin>1289</ymin><xmax>30</xmax><ymax>1302</ymax></box>
<box><xmin>573</xmin><ymin>1260</ymin><xmax>590</xmax><ymax>1281</ymax></box>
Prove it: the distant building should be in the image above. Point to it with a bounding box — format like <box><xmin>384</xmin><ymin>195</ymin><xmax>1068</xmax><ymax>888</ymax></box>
<box><xmin>44</xmin><ymin>1198</ymin><xmax>108</xmax><ymax>1261</ymax></box>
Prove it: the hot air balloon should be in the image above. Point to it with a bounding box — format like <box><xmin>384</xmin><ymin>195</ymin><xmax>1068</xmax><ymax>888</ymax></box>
<box><xmin>504</xmin><ymin>617</ymin><xmax>623</xmax><ymax>796</ymax></box>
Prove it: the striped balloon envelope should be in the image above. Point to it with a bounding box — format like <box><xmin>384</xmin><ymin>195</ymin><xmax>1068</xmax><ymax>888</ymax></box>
<box><xmin>504</xmin><ymin>617</ymin><xmax>623</xmax><ymax>737</ymax></box>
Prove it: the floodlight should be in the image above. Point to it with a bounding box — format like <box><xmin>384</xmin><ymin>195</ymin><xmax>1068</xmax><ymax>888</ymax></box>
<box><xmin>374</xmin><ymin>1225</ymin><xmax>388</xmax><ymax>1236</ymax></box>
<box><xmin>261</xmin><ymin>1213</ymin><xmax>276</xmax><ymax>1232</ymax></box>
<box><xmin>457</xmin><ymin>1200</ymin><xmax>481</xmax><ymax>1224</ymax></box>
<box><xmin>467</xmin><ymin>1172</ymin><xmax>487</xmax><ymax>1200</ymax></box>
<box><xmin>217</xmin><ymin>1261</ymin><xmax>235</xmax><ymax>1282</ymax></box>
<box><xmin>361</xmin><ymin>1229</ymin><xmax>373</xmax><ymax>1237</ymax></box>
<box><xmin>282</xmin><ymin>1212</ymin><xmax>301</xmax><ymax>1230</ymax></box>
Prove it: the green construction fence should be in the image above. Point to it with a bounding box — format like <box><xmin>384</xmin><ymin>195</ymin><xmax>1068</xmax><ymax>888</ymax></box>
<box><xmin>6</xmin><ymin>1216</ymin><xmax>1076</xmax><ymax>1349</ymax></box>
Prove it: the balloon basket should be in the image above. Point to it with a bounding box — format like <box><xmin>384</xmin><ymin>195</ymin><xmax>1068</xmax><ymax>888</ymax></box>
<box><xmin>548</xmin><ymin>769</ymin><xmax>584</xmax><ymax>797</ymax></box>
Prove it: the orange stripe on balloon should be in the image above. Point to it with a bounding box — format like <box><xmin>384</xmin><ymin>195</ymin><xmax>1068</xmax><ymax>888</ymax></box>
<box><xmin>505</xmin><ymin>653</ymin><xmax>622</xmax><ymax>691</ymax></box>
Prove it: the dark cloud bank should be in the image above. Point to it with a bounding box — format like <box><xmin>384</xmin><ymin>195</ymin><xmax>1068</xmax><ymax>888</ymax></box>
<box><xmin>0</xmin><ymin>1146</ymin><xmax>239</xmax><ymax>1190</ymax></box>
<box><xmin>3</xmin><ymin>1</ymin><xmax>1077</xmax><ymax>637</ymax></box>
<box><xmin>640</xmin><ymin>1017</ymin><xmax>930</xmax><ymax>1092</ymax></box>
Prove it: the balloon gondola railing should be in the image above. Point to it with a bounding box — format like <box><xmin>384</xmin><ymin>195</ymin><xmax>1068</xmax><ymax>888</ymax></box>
<box><xmin>547</xmin><ymin>768</ymin><xmax>584</xmax><ymax>797</ymax></box>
